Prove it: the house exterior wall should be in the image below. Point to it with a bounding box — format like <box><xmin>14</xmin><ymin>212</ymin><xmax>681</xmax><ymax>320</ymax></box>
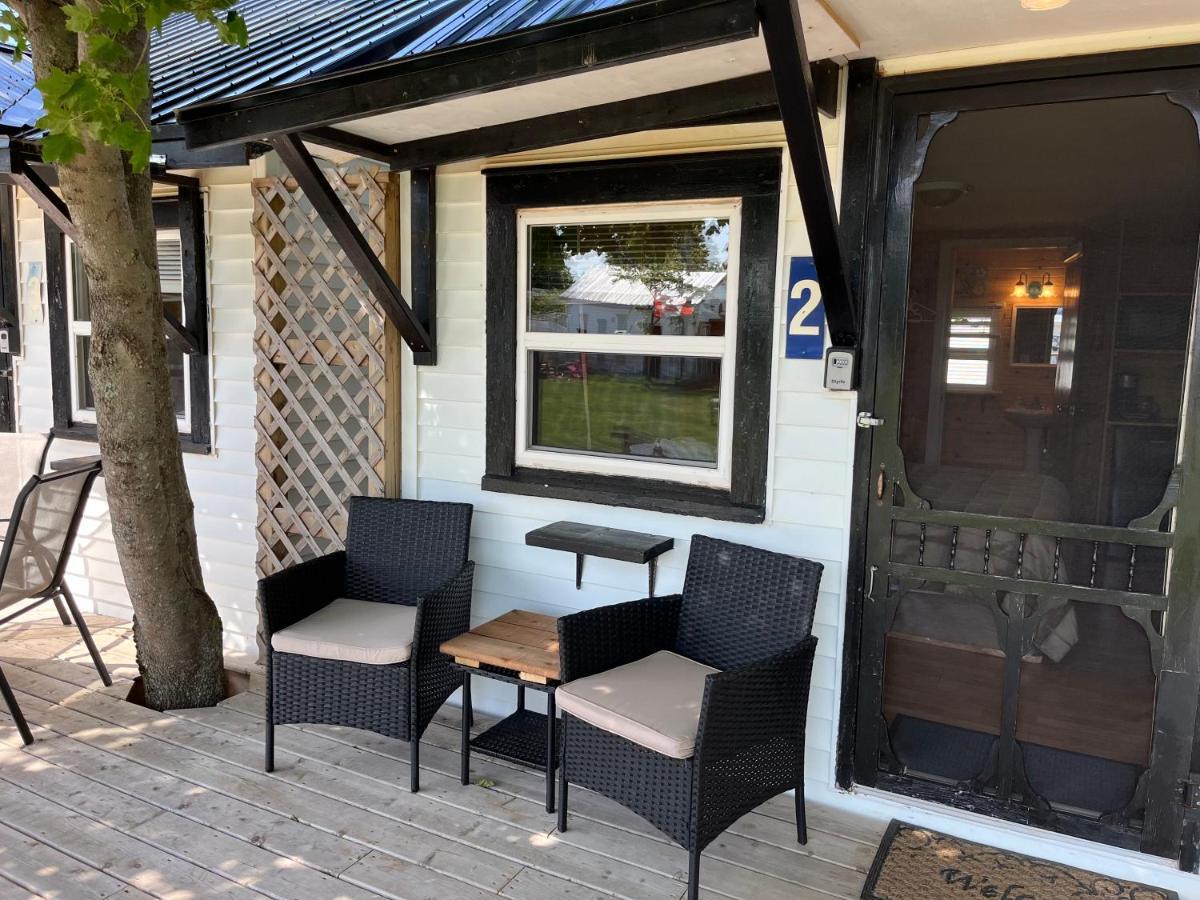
<box><xmin>10</xmin><ymin>165</ymin><xmax>261</xmax><ymax>656</ymax></box>
<box><xmin>8</xmin><ymin>47</ymin><xmax>1200</xmax><ymax>895</ymax></box>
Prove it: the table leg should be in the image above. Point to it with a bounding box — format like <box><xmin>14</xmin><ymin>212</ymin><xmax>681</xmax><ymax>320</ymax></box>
<box><xmin>460</xmin><ymin>674</ymin><xmax>472</xmax><ymax>786</ymax></box>
<box><xmin>545</xmin><ymin>689</ymin><xmax>557</xmax><ymax>813</ymax></box>
<box><xmin>517</xmin><ymin>684</ymin><xmax>526</xmax><ymax>712</ymax></box>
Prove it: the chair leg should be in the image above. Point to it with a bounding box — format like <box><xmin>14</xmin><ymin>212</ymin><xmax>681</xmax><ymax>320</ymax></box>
<box><xmin>796</xmin><ymin>781</ymin><xmax>808</xmax><ymax>846</ymax></box>
<box><xmin>688</xmin><ymin>848</ymin><xmax>701</xmax><ymax>900</ymax></box>
<box><xmin>265</xmin><ymin>716</ymin><xmax>275</xmax><ymax>772</ymax></box>
<box><xmin>59</xmin><ymin>585</ymin><xmax>111</xmax><ymax>687</ymax></box>
<box><xmin>0</xmin><ymin>665</ymin><xmax>33</xmax><ymax>746</ymax></box>
<box><xmin>410</xmin><ymin>729</ymin><xmax>422</xmax><ymax>793</ymax></box>
<box><xmin>460</xmin><ymin>675</ymin><xmax>471</xmax><ymax>786</ymax></box>
<box><xmin>52</xmin><ymin>595</ymin><xmax>72</xmax><ymax>625</ymax></box>
<box><xmin>557</xmin><ymin>719</ymin><xmax>569</xmax><ymax>832</ymax></box>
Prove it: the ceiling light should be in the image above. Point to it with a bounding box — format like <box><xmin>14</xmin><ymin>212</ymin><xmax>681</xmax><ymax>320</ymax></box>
<box><xmin>915</xmin><ymin>180</ymin><xmax>970</xmax><ymax>208</ymax></box>
<box><xmin>1021</xmin><ymin>0</ymin><xmax>1070</xmax><ymax>10</ymax></box>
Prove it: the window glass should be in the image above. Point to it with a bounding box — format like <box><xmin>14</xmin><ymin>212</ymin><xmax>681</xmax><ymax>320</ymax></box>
<box><xmin>945</xmin><ymin>309</ymin><xmax>996</xmax><ymax>388</ymax></box>
<box><xmin>530</xmin><ymin>351</ymin><xmax>720</xmax><ymax>465</ymax></box>
<box><xmin>67</xmin><ymin>232</ymin><xmax>188</xmax><ymax>423</ymax></box>
<box><xmin>527</xmin><ymin>219</ymin><xmax>729</xmax><ymax>336</ymax></box>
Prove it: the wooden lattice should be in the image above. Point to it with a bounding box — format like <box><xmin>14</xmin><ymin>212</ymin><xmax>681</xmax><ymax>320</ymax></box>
<box><xmin>252</xmin><ymin>163</ymin><xmax>389</xmax><ymax>577</ymax></box>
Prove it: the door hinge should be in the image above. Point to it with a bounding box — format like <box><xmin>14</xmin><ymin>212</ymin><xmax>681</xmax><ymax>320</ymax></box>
<box><xmin>857</xmin><ymin>412</ymin><xmax>885</xmax><ymax>429</ymax></box>
<box><xmin>1180</xmin><ymin>774</ymin><xmax>1200</xmax><ymax>819</ymax></box>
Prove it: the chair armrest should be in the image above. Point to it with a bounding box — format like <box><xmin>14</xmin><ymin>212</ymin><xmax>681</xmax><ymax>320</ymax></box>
<box><xmin>558</xmin><ymin>594</ymin><xmax>682</xmax><ymax>682</ymax></box>
<box><xmin>257</xmin><ymin>551</ymin><xmax>346</xmax><ymax>637</ymax></box>
<box><xmin>411</xmin><ymin>561</ymin><xmax>475</xmax><ymax>669</ymax></box>
<box><xmin>696</xmin><ymin>635</ymin><xmax>819</xmax><ymax>765</ymax></box>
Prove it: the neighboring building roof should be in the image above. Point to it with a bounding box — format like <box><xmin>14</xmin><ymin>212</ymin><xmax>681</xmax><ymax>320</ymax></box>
<box><xmin>561</xmin><ymin>265</ymin><xmax>726</xmax><ymax>308</ymax></box>
<box><xmin>0</xmin><ymin>0</ymin><xmax>647</xmax><ymax>134</ymax></box>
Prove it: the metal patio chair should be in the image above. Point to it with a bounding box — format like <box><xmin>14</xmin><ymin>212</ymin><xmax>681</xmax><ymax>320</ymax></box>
<box><xmin>259</xmin><ymin>496</ymin><xmax>474</xmax><ymax>792</ymax></box>
<box><xmin>0</xmin><ymin>460</ymin><xmax>111</xmax><ymax>746</ymax></box>
<box><xmin>0</xmin><ymin>432</ymin><xmax>73</xmax><ymax>627</ymax></box>
<box><xmin>554</xmin><ymin>535</ymin><xmax>822</xmax><ymax>900</ymax></box>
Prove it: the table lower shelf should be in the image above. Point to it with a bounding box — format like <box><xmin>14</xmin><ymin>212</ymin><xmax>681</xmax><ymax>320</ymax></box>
<box><xmin>470</xmin><ymin>708</ymin><xmax>560</xmax><ymax>772</ymax></box>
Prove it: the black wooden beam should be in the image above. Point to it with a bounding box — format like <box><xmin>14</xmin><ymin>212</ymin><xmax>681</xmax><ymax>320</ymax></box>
<box><xmin>10</xmin><ymin>156</ymin><xmax>77</xmax><ymax>242</ymax></box>
<box><xmin>811</xmin><ymin>59</ymin><xmax>841</xmax><ymax>118</ymax></box>
<box><xmin>757</xmin><ymin>0</ymin><xmax>857</xmax><ymax>350</ymax></box>
<box><xmin>301</xmin><ymin>128</ymin><xmax>396</xmax><ymax>165</ymax></box>
<box><xmin>177</xmin><ymin>181</ymin><xmax>211</xmax><ymax>447</ymax></box>
<box><xmin>410</xmin><ymin>167</ymin><xmax>436</xmax><ymax>366</ymax></box>
<box><xmin>271</xmin><ymin>132</ymin><xmax>435</xmax><ymax>357</ymax></box>
<box><xmin>389</xmin><ymin>73</ymin><xmax>779</xmax><ymax>171</ymax></box>
<box><xmin>178</xmin><ymin>0</ymin><xmax>759</xmax><ymax>149</ymax></box>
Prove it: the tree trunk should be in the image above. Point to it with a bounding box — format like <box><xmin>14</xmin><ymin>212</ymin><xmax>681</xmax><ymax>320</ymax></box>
<box><xmin>21</xmin><ymin>2</ymin><xmax>224</xmax><ymax>709</ymax></box>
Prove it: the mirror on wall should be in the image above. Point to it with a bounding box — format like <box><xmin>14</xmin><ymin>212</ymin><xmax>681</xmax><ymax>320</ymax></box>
<box><xmin>1011</xmin><ymin>305</ymin><xmax>1062</xmax><ymax>365</ymax></box>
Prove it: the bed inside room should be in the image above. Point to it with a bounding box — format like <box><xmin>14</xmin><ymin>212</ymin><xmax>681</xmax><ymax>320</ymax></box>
<box><xmin>877</xmin><ymin>95</ymin><xmax>1200</xmax><ymax>818</ymax></box>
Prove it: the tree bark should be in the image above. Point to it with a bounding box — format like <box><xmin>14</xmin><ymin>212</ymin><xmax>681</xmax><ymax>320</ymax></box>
<box><xmin>20</xmin><ymin>1</ymin><xmax>225</xmax><ymax>709</ymax></box>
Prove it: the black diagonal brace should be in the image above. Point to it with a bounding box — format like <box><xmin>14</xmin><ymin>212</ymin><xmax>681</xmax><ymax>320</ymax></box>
<box><xmin>10</xmin><ymin>156</ymin><xmax>78</xmax><ymax>243</ymax></box>
<box><xmin>271</xmin><ymin>133</ymin><xmax>435</xmax><ymax>359</ymax></box>
<box><xmin>757</xmin><ymin>0</ymin><xmax>858</xmax><ymax>350</ymax></box>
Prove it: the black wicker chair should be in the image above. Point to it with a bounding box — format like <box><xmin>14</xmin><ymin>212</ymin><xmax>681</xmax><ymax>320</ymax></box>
<box><xmin>0</xmin><ymin>461</ymin><xmax>111</xmax><ymax>746</ymax></box>
<box><xmin>258</xmin><ymin>496</ymin><xmax>474</xmax><ymax>792</ymax></box>
<box><xmin>555</xmin><ymin>535</ymin><xmax>822</xmax><ymax>900</ymax></box>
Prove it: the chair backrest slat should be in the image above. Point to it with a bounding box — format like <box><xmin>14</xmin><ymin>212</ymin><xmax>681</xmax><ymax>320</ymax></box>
<box><xmin>675</xmin><ymin>535</ymin><xmax>823</xmax><ymax>670</ymax></box>
<box><xmin>343</xmin><ymin>496</ymin><xmax>473</xmax><ymax>605</ymax></box>
<box><xmin>0</xmin><ymin>463</ymin><xmax>101</xmax><ymax>612</ymax></box>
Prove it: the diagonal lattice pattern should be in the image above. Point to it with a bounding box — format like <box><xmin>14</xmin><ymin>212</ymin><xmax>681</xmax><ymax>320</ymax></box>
<box><xmin>251</xmin><ymin>163</ymin><xmax>388</xmax><ymax>578</ymax></box>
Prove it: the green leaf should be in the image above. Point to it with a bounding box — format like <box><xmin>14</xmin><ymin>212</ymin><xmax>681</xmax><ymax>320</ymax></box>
<box><xmin>41</xmin><ymin>133</ymin><xmax>86</xmax><ymax>164</ymax></box>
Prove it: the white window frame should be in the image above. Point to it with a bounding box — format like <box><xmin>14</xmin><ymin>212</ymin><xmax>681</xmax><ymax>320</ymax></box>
<box><xmin>945</xmin><ymin>306</ymin><xmax>999</xmax><ymax>392</ymax></box>
<box><xmin>65</xmin><ymin>230</ymin><xmax>192</xmax><ymax>430</ymax></box>
<box><xmin>514</xmin><ymin>199</ymin><xmax>741</xmax><ymax>489</ymax></box>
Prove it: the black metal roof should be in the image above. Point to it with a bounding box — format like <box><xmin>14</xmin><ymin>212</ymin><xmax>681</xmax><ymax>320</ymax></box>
<box><xmin>0</xmin><ymin>0</ymin><xmax>646</xmax><ymax>134</ymax></box>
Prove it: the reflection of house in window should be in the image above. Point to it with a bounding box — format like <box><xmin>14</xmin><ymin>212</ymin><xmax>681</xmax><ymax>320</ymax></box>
<box><xmin>555</xmin><ymin>264</ymin><xmax>727</xmax><ymax>340</ymax></box>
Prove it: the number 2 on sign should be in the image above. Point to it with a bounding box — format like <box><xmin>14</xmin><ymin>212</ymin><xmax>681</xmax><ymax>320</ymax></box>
<box><xmin>789</xmin><ymin>279</ymin><xmax>822</xmax><ymax>335</ymax></box>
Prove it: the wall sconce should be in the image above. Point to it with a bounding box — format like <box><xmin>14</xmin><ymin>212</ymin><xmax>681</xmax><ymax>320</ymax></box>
<box><xmin>1013</xmin><ymin>272</ymin><xmax>1028</xmax><ymax>298</ymax></box>
<box><xmin>1040</xmin><ymin>272</ymin><xmax>1055</xmax><ymax>298</ymax></box>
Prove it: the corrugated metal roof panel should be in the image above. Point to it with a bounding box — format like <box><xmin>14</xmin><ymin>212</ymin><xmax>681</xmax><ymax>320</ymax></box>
<box><xmin>1</xmin><ymin>0</ymin><xmax>648</xmax><ymax>134</ymax></box>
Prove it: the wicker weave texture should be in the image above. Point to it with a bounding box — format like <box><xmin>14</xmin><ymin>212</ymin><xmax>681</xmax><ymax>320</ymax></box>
<box><xmin>677</xmin><ymin>535</ymin><xmax>822</xmax><ymax>669</ymax></box>
<box><xmin>261</xmin><ymin>498</ymin><xmax>474</xmax><ymax>773</ymax></box>
<box><xmin>558</xmin><ymin>533</ymin><xmax>823</xmax><ymax>864</ymax></box>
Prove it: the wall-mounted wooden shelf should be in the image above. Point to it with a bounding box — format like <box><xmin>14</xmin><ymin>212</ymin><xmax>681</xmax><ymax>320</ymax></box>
<box><xmin>525</xmin><ymin>521</ymin><xmax>674</xmax><ymax>596</ymax></box>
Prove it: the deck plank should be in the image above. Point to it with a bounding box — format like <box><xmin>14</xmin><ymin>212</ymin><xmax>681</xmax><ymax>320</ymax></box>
<box><xmin>0</xmin><ymin>616</ymin><xmax>883</xmax><ymax>900</ymax></box>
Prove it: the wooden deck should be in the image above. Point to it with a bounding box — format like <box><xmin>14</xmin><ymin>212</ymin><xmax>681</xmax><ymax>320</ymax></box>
<box><xmin>0</xmin><ymin>614</ymin><xmax>884</xmax><ymax>900</ymax></box>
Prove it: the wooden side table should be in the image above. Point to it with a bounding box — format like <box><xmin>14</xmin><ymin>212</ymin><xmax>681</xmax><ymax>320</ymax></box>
<box><xmin>440</xmin><ymin>610</ymin><xmax>561</xmax><ymax>812</ymax></box>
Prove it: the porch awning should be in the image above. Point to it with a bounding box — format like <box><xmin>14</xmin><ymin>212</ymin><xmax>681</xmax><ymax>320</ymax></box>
<box><xmin>176</xmin><ymin>0</ymin><xmax>862</xmax><ymax>365</ymax></box>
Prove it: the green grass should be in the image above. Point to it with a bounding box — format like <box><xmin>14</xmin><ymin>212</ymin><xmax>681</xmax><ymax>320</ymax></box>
<box><xmin>533</xmin><ymin>375</ymin><xmax>718</xmax><ymax>462</ymax></box>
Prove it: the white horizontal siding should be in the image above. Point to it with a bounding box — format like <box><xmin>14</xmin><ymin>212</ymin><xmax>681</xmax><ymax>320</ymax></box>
<box><xmin>402</xmin><ymin>119</ymin><xmax>858</xmax><ymax>794</ymax></box>
<box><xmin>10</xmin><ymin>168</ymin><xmax>259</xmax><ymax>655</ymax></box>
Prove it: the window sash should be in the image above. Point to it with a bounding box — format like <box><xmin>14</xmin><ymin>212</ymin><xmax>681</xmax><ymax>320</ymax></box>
<box><xmin>514</xmin><ymin>200</ymin><xmax>740</xmax><ymax>488</ymax></box>
<box><xmin>65</xmin><ymin>232</ymin><xmax>191</xmax><ymax>429</ymax></box>
<box><xmin>946</xmin><ymin>308</ymin><xmax>997</xmax><ymax>389</ymax></box>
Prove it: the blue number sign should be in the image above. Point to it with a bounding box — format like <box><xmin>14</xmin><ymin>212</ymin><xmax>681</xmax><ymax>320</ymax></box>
<box><xmin>785</xmin><ymin>257</ymin><xmax>825</xmax><ymax>359</ymax></box>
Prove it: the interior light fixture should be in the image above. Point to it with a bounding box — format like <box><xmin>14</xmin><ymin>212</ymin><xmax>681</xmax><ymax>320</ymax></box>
<box><xmin>1020</xmin><ymin>0</ymin><xmax>1070</xmax><ymax>9</ymax></box>
<box><xmin>1013</xmin><ymin>272</ymin><xmax>1028</xmax><ymax>298</ymax></box>
<box><xmin>1040</xmin><ymin>272</ymin><xmax>1056</xmax><ymax>298</ymax></box>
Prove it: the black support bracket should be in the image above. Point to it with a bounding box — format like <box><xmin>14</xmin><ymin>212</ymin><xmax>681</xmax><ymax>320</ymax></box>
<box><xmin>757</xmin><ymin>0</ymin><xmax>859</xmax><ymax>352</ymax></box>
<box><xmin>270</xmin><ymin>133</ymin><xmax>436</xmax><ymax>360</ymax></box>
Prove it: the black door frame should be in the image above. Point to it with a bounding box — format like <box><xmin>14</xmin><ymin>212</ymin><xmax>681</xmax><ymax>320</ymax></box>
<box><xmin>836</xmin><ymin>44</ymin><xmax>1200</xmax><ymax>861</ymax></box>
<box><xmin>0</xmin><ymin>184</ymin><xmax>18</xmax><ymax>432</ymax></box>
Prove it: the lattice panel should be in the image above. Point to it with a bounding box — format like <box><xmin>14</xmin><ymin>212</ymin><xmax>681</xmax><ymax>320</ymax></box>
<box><xmin>252</xmin><ymin>163</ymin><xmax>388</xmax><ymax>577</ymax></box>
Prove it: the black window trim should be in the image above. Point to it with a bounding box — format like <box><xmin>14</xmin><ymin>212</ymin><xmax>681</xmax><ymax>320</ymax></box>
<box><xmin>482</xmin><ymin>149</ymin><xmax>782</xmax><ymax>523</ymax></box>
<box><xmin>47</xmin><ymin>190</ymin><xmax>212</xmax><ymax>453</ymax></box>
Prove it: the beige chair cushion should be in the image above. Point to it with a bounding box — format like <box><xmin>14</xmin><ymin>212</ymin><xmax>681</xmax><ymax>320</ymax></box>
<box><xmin>271</xmin><ymin>597</ymin><xmax>417</xmax><ymax>666</ymax></box>
<box><xmin>555</xmin><ymin>650</ymin><xmax>719</xmax><ymax>759</ymax></box>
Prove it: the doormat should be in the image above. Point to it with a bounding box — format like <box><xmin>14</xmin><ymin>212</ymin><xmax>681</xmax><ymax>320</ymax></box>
<box><xmin>861</xmin><ymin>821</ymin><xmax>1178</xmax><ymax>900</ymax></box>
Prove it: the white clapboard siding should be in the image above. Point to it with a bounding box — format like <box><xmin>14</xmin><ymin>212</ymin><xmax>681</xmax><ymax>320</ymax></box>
<box><xmin>11</xmin><ymin>166</ymin><xmax>260</xmax><ymax>653</ymax></box>
<box><xmin>401</xmin><ymin>116</ymin><xmax>858</xmax><ymax>795</ymax></box>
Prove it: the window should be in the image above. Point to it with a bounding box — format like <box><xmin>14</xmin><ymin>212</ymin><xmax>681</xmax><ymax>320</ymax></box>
<box><xmin>945</xmin><ymin>308</ymin><xmax>998</xmax><ymax>389</ymax></box>
<box><xmin>515</xmin><ymin>203</ymin><xmax>739</xmax><ymax>487</ymax></box>
<box><xmin>48</xmin><ymin>190</ymin><xmax>211</xmax><ymax>451</ymax></box>
<box><xmin>66</xmin><ymin>231</ymin><xmax>191</xmax><ymax>428</ymax></box>
<box><xmin>483</xmin><ymin>151</ymin><xmax>782</xmax><ymax>522</ymax></box>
